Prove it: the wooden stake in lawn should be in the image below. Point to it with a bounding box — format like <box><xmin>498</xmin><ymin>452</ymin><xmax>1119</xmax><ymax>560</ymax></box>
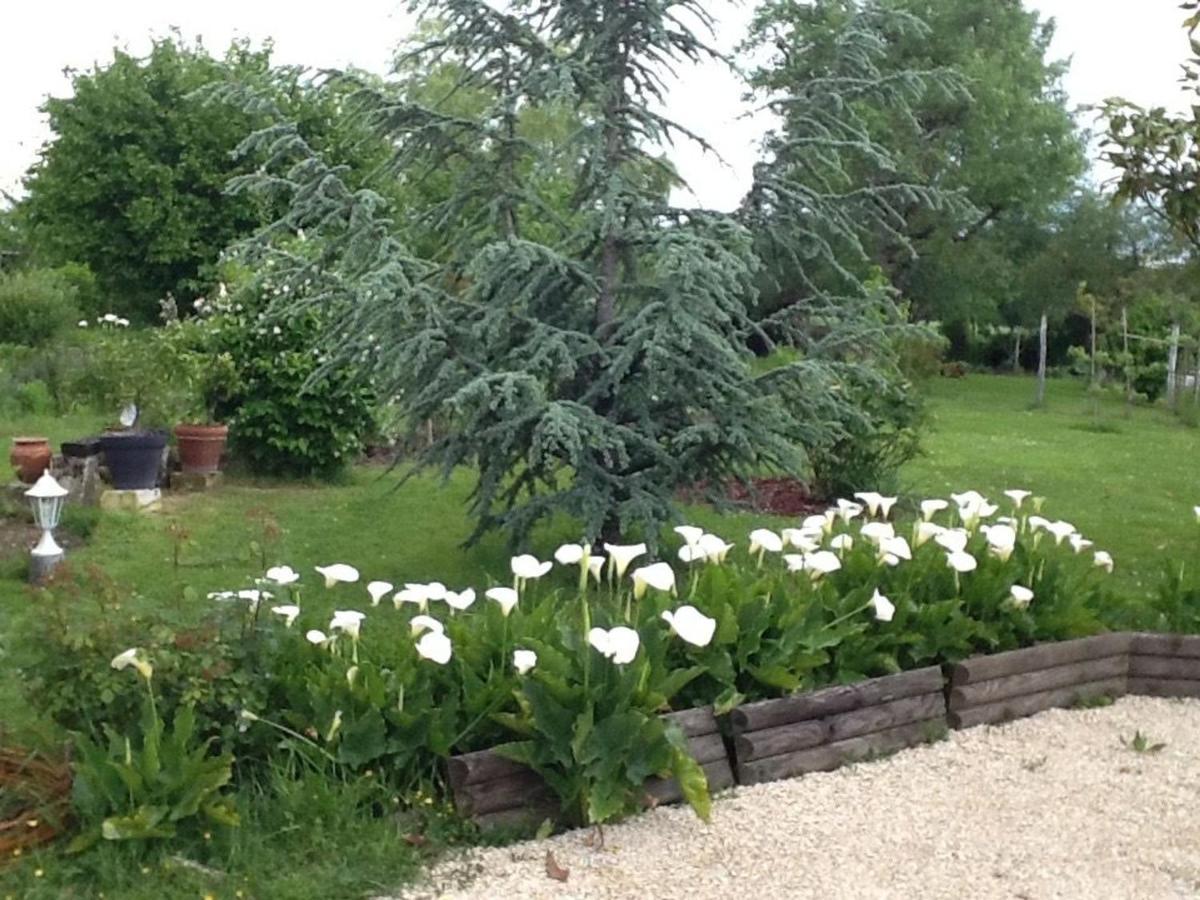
<box><xmin>1089</xmin><ymin>292</ymin><xmax>1098</xmax><ymax>386</ymax></box>
<box><xmin>1167</xmin><ymin>322</ymin><xmax>1181</xmax><ymax>409</ymax></box>
<box><xmin>1035</xmin><ymin>312</ymin><xmax>1048</xmax><ymax>407</ymax></box>
<box><xmin>1122</xmin><ymin>306</ymin><xmax>1132</xmax><ymax>409</ymax></box>
<box><xmin>1012</xmin><ymin>328</ymin><xmax>1022</xmax><ymax>372</ymax></box>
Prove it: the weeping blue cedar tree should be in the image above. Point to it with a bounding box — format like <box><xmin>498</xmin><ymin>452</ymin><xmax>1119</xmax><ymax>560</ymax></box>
<box><xmin>218</xmin><ymin>0</ymin><xmax>954</xmax><ymax>547</ymax></box>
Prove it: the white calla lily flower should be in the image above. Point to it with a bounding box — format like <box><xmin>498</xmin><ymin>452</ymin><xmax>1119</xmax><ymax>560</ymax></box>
<box><xmin>946</xmin><ymin>550</ymin><xmax>977</xmax><ymax>574</ymax></box>
<box><xmin>914</xmin><ymin>521</ymin><xmax>945</xmax><ymax>547</ymax></box>
<box><xmin>393</xmin><ymin>586</ymin><xmax>429</xmax><ymax>611</ymax></box>
<box><xmin>264</xmin><ymin>565</ymin><xmax>300</xmax><ymax>586</ymax></box>
<box><xmin>510</xmin><ymin>554</ymin><xmax>553</xmax><ymax>581</ymax></box>
<box><xmin>423</xmin><ymin>582</ymin><xmax>448</xmax><ymax>601</ymax></box>
<box><xmin>513</xmin><ymin>649</ymin><xmax>538</xmax><ymax>674</ymax></box>
<box><xmin>982</xmin><ymin>524</ymin><xmax>1017</xmax><ymax>562</ymax></box>
<box><xmin>860</xmin><ymin>521</ymin><xmax>895</xmax><ymax>545</ymax></box>
<box><xmin>803</xmin><ymin>550</ymin><xmax>842</xmax><ymax>579</ymax></box>
<box><xmin>661</xmin><ymin>605</ymin><xmax>717</xmax><ymax>647</ymax></box>
<box><xmin>829</xmin><ymin>533</ymin><xmax>853</xmax><ymax>553</ymax></box>
<box><xmin>271</xmin><ymin>604</ymin><xmax>300</xmax><ymax>627</ymax></box>
<box><xmin>367</xmin><ymin>581</ymin><xmax>394</xmax><ymax>606</ymax></box>
<box><xmin>782</xmin><ymin>528</ymin><xmax>822</xmax><ymax>552</ymax></box>
<box><xmin>409</xmin><ymin>614</ymin><xmax>444</xmax><ymax>636</ymax></box>
<box><xmin>587</xmin><ymin>626</ymin><xmax>640</xmax><ymax>664</ymax></box>
<box><xmin>878</xmin><ymin>535</ymin><xmax>911</xmax><ymax>563</ymax></box>
<box><xmin>554</xmin><ymin>543</ymin><xmax>587</xmax><ymax>566</ymax></box>
<box><xmin>1010</xmin><ymin>585</ymin><xmax>1034</xmax><ymax>608</ymax></box>
<box><xmin>1045</xmin><ymin>520</ymin><xmax>1077</xmax><ymax>545</ymax></box>
<box><xmin>835</xmin><ymin>499</ymin><xmax>864</xmax><ymax>523</ymax></box>
<box><xmin>1094</xmin><ymin>550</ymin><xmax>1114</xmax><ymax>573</ymax></box>
<box><xmin>950</xmin><ymin>490</ymin><xmax>986</xmax><ymax>509</ymax></box>
<box><xmin>870</xmin><ymin>589</ymin><xmax>895</xmax><ymax>622</ymax></box>
<box><xmin>631</xmin><ymin>562</ymin><xmax>676</xmax><ymax>598</ymax></box>
<box><xmin>603</xmin><ymin>543</ymin><xmax>647</xmax><ymax>578</ymax></box>
<box><xmin>305</xmin><ymin>629</ymin><xmax>328</xmax><ymax>645</ymax></box>
<box><xmin>673</xmin><ymin>526</ymin><xmax>704</xmax><ymax>547</ymax></box>
<box><xmin>587</xmin><ymin>555</ymin><xmax>606</xmax><ymax>581</ymax></box>
<box><xmin>1004</xmin><ymin>489</ymin><xmax>1032</xmax><ymax>508</ymax></box>
<box><xmin>748</xmin><ymin>528</ymin><xmax>784</xmax><ymax>555</ymax></box>
<box><xmin>486</xmin><ymin>586</ymin><xmax>519</xmax><ymax>616</ymax></box>
<box><xmin>111</xmin><ymin>648</ymin><xmax>152</xmax><ymax>679</ymax></box>
<box><xmin>416</xmin><ymin>630</ymin><xmax>452</xmax><ymax>665</ymax></box>
<box><xmin>920</xmin><ymin>499</ymin><xmax>949</xmax><ymax>521</ymax></box>
<box><xmin>330</xmin><ymin>609</ymin><xmax>366</xmax><ymax>640</ymax></box>
<box><xmin>1068</xmin><ymin>533</ymin><xmax>1094</xmax><ymax>554</ymax></box>
<box><xmin>315</xmin><ymin>563</ymin><xmax>360</xmax><ymax>588</ymax></box>
<box><xmin>934</xmin><ymin>528</ymin><xmax>969</xmax><ymax>554</ymax></box>
<box><xmin>697</xmin><ymin>533</ymin><xmax>734</xmax><ymax>563</ymax></box>
<box><xmin>783</xmin><ymin>553</ymin><xmax>805</xmax><ymax>572</ymax></box>
<box><xmin>445</xmin><ymin>588</ymin><xmax>477</xmax><ymax>611</ymax></box>
<box><xmin>803</xmin><ymin>513</ymin><xmax>833</xmax><ymax>535</ymax></box>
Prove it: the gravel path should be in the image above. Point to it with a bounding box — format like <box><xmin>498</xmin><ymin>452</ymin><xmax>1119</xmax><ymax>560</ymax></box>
<box><xmin>389</xmin><ymin>696</ymin><xmax>1200</xmax><ymax>900</ymax></box>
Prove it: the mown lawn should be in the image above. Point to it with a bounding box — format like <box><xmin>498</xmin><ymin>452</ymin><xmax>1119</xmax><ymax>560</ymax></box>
<box><xmin>903</xmin><ymin>374</ymin><xmax>1199</xmax><ymax>594</ymax></box>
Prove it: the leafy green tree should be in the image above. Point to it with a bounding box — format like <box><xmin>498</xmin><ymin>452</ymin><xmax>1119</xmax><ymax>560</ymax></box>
<box><xmin>20</xmin><ymin>36</ymin><xmax>391</xmax><ymax>321</ymax></box>
<box><xmin>225</xmin><ymin>0</ymin><xmax>928</xmax><ymax>545</ymax></box>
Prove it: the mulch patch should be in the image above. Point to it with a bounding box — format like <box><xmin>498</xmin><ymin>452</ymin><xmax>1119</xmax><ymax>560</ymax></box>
<box><xmin>678</xmin><ymin>477</ymin><xmax>825</xmax><ymax>518</ymax></box>
<box><xmin>0</xmin><ymin>746</ymin><xmax>72</xmax><ymax>860</ymax></box>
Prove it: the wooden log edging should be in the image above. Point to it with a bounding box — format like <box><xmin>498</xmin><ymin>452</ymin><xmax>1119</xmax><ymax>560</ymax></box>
<box><xmin>1127</xmin><ymin>632</ymin><xmax>1200</xmax><ymax>699</ymax></box>
<box><xmin>729</xmin><ymin>666</ymin><xmax>946</xmax><ymax>786</ymax></box>
<box><xmin>446</xmin><ymin>706</ymin><xmax>733</xmax><ymax>829</ymax></box>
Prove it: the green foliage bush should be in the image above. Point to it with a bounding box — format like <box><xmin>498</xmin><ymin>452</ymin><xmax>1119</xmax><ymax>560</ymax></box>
<box><xmin>205</xmin><ymin>282</ymin><xmax>375</xmax><ymax>479</ymax></box>
<box><xmin>0</xmin><ymin>267</ymin><xmax>81</xmax><ymax>347</ymax></box>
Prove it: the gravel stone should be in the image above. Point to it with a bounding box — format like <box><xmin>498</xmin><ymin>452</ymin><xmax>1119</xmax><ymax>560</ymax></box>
<box><xmin>387</xmin><ymin>696</ymin><xmax>1200</xmax><ymax>900</ymax></box>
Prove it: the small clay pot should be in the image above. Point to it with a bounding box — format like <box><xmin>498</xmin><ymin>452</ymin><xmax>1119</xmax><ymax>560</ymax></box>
<box><xmin>10</xmin><ymin>437</ymin><xmax>52</xmax><ymax>484</ymax></box>
<box><xmin>174</xmin><ymin>423</ymin><xmax>229</xmax><ymax>474</ymax></box>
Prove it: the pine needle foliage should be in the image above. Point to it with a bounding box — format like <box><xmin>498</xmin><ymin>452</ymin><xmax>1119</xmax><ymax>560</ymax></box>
<box><xmin>221</xmin><ymin>0</ymin><xmax>953</xmax><ymax>548</ymax></box>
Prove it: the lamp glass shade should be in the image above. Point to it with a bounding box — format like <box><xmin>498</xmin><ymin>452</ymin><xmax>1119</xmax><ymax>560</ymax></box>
<box><xmin>25</xmin><ymin>471</ymin><xmax>67</xmax><ymax>531</ymax></box>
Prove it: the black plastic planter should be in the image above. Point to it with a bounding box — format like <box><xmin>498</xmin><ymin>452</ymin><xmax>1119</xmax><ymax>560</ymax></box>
<box><xmin>99</xmin><ymin>431</ymin><xmax>168</xmax><ymax>490</ymax></box>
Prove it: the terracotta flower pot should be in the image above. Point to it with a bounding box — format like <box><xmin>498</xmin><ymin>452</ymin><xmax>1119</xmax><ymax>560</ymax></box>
<box><xmin>174</xmin><ymin>423</ymin><xmax>229</xmax><ymax>474</ymax></box>
<box><xmin>10</xmin><ymin>437</ymin><xmax>52</xmax><ymax>484</ymax></box>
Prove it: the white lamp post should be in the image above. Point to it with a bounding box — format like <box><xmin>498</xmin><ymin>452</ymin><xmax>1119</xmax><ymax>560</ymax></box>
<box><xmin>25</xmin><ymin>469</ymin><xmax>68</xmax><ymax>582</ymax></box>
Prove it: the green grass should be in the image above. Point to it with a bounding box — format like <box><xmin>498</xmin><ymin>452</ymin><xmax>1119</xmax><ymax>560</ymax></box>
<box><xmin>902</xmin><ymin>374</ymin><xmax>1200</xmax><ymax>594</ymax></box>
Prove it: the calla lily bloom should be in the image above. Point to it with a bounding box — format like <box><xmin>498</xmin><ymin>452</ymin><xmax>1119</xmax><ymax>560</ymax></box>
<box><xmin>950</xmin><ymin>490</ymin><xmax>987</xmax><ymax>509</ymax></box>
<box><xmin>1004</xmin><ymin>489</ymin><xmax>1032</xmax><ymax>508</ymax></box>
<box><xmin>511</xmin><ymin>555</ymin><xmax>553</xmax><ymax>581</ymax></box>
<box><xmin>1027</xmin><ymin>515</ymin><xmax>1051</xmax><ymax>532</ymax></box>
<box><xmin>1045</xmin><ymin>520</ymin><xmax>1077</xmax><ymax>545</ymax></box>
<box><xmin>673</xmin><ymin>526</ymin><xmax>704</xmax><ymax>547</ymax></box>
<box><xmin>982</xmin><ymin>524</ymin><xmax>1017</xmax><ymax>562</ymax></box>
<box><xmin>271</xmin><ymin>604</ymin><xmax>300</xmax><ymax>627</ymax></box>
<box><xmin>946</xmin><ymin>550</ymin><xmax>977</xmax><ymax>573</ymax></box>
<box><xmin>803</xmin><ymin>550</ymin><xmax>842</xmax><ymax>579</ymax></box>
<box><xmin>854</xmin><ymin>492</ymin><xmax>897</xmax><ymax>519</ymax></box>
<box><xmin>111</xmin><ymin>648</ymin><xmax>152</xmax><ymax>679</ymax></box>
<box><xmin>661</xmin><ymin>605</ymin><xmax>717</xmax><ymax>647</ymax></box>
<box><xmin>914</xmin><ymin>521</ymin><xmax>945</xmax><ymax>547</ymax></box>
<box><xmin>934</xmin><ymin>529</ymin><xmax>969</xmax><ymax>554</ymax></box>
<box><xmin>409</xmin><ymin>614</ymin><xmax>444</xmax><ymax>636</ymax></box>
<box><xmin>830</xmin><ymin>533</ymin><xmax>853</xmax><ymax>553</ymax></box>
<box><xmin>587</xmin><ymin>556</ymin><xmax>606</xmax><ymax>581</ymax></box>
<box><xmin>782</xmin><ymin>528</ymin><xmax>822</xmax><ymax>552</ymax></box>
<box><xmin>424</xmin><ymin>582</ymin><xmax>448</xmax><ymax>601</ymax></box>
<box><xmin>631</xmin><ymin>562</ymin><xmax>676</xmax><ymax>598</ymax></box>
<box><xmin>305</xmin><ymin>629</ymin><xmax>329</xmax><ymax>645</ymax></box>
<box><xmin>1068</xmin><ymin>534</ymin><xmax>1094</xmax><ymax>554</ymax></box>
<box><xmin>587</xmin><ymin>626</ymin><xmax>640</xmax><ymax>664</ymax></box>
<box><xmin>393</xmin><ymin>586</ymin><xmax>429</xmax><ymax>611</ymax></box>
<box><xmin>513</xmin><ymin>649</ymin><xmax>538</xmax><ymax>674</ymax></box>
<box><xmin>315</xmin><ymin>563</ymin><xmax>360</xmax><ymax>588</ymax></box>
<box><xmin>416</xmin><ymin>630</ymin><xmax>452</xmax><ymax>664</ymax></box>
<box><xmin>697</xmin><ymin>533</ymin><xmax>734</xmax><ymax>563</ymax></box>
<box><xmin>870</xmin><ymin>589</ymin><xmax>895</xmax><ymax>622</ymax></box>
<box><xmin>237</xmin><ymin>589</ymin><xmax>271</xmax><ymax>611</ymax></box>
<box><xmin>835</xmin><ymin>499</ymin><xmax>864</xmax><ymax>523</ymax></box>
<box><xmin>878</xmin><ymin>535</ymin><xmax>911</xmax><ymax>564</ymax></box>
<box><xmin>445</xmin><ymin>588</ymin><xmax>477</xmax><ymax>611</ymax></box>
<box><xmin>803</xmin><ymin>513</ymin><xmax>833</xmax><ymax>535</ymax></box>
<box><xmin>783</xmin><ymin>554</ymin><xmax>805</xmax><ymax>572</ymax></box>
<box><xmin>957</xmin><ymin>498</ymin><xmax>998</xmax><ymax>530</ymax></box>
<box><xmin>603</xmin><ymin>543</ymin><xmax>647</xmax><ymax>578</ymax></box>
<box><xmin>1094</xmin><ymin>550</ymin><xmax>1114</xmax><ymax>573</ymax></box>
<box><xmin>749</xmin><ymin>528</ymin><xmax>784</xmax><ymax>555</ymax></box>
<box><xmin>860</xmin><ymin>521</ymin><xmax>895</xmax><ymax>545</ymax></box>
<box><xmin>330</xmin><ymin>609</ymin><xmax>366</xmax><ymax>640</ymax></box>
<box><xmin>486</xmin><ymin>586</ymin><xmax>519</xmax><ymax>616</ymax></box>
<box><xmin>367</xmin><ymin>581</ymin><xmax>394</xmax><ymax>606</ymax></box>
<box><xmin>554</xmin><ymin>543</ymin><xmax>587</xmax><ymax>566</ymax></box>
<box><xmin>920</xmin><ymin>499</ymin><xmax>949</xmax><ymax>521</ymax></box>
<box><xmin>1010</xmin><ymin>585</ymin><xmax>1034</xmax><ymax>608</ymax></box>
<box><xmin>264</xmin><ymin>565</ymin><xmax>300</xmax><ymax>585</ymax></box>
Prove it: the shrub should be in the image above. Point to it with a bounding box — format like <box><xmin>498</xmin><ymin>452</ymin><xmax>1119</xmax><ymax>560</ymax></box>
<box><xmin>204</xmin><ymin>282</ymin><xmax>376</xmax><ymax>478</ymax></box>
<box><xmin>0</xmin><ymin>267</ymin><xmax>81</xmax><ymax>347</ymax></box>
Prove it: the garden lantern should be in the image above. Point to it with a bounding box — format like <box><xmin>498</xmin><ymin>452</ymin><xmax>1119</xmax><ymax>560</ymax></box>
<box><xmin>25</xmin><ymin>469</ymin><xmax>68</xmax><ymax>581</ymax></box>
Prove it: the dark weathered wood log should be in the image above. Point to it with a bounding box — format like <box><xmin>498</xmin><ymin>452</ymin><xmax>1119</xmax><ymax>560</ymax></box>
<box><xmin>454</xmin><ymin>768</ymin><xmax>555</xmax><ymax>817</ymax></box>
<box><xmin>729</xmin><ymin>666</ymin><xmax>943</xmax><ymax>733</ymax></box>
<box><xmin>681</xmin><ymin>732</ymin><xmax>728</xmax><ymax>766</ymax></box>
<box><xmin>948</xmin><ymin>634</ymin><xmax>1131</xmax><ymax>685</ymax></box>
<box><xmin>472</xmin><ymin>800</ymin><xmax>561</xmax><ymax>833</ymax></box>
<box><xmin>1128</xmin><ymin>655</ymin><xmax>1200</xmax><ymax>680</ymax></box>
<box><xmin>734</xmin><ymin>719</ymin><xmax>827</xmax><ymax>763</ymax></box>
<box><xmin>1128</xmin><ymin>677</ymin><xmax>1200</xmax><ymax>699</ymax></box>
<box><xmin>825</xmin><ymin>692</ymin><xmax>946</xmax><ymax>743</ymax></box>
<box><xmin>947</xmin><ymin>677</ymin><xmax>1125</xmax><ymax>729</ymax></box>
<box><xmin>662</xmin><ymin>706</ymin><xmax>721</xmax><ymax>737</ymax></box>
<box><xmin>643</xmin><ymin>759</ymin><xmax>735</xmax><ymax>806</ymax></box>
<box><xmin>447</xmin><ymin>747</ymin><xmax>532</xmax><ymax>790</ymax></box>
<box><xmin>948</xmin><ymin>655</ymin><xmax>1127</xmax><ymax>711</ymax></box>
<box><xmin>1129</xmin><ymin>632</ymin><xmax>1200</xmax><ymax>659</ymax></box>
<box><xmin>736</xmin><ymin>718</ymin><xmax>944</xmax><ymax>786</ymax></box>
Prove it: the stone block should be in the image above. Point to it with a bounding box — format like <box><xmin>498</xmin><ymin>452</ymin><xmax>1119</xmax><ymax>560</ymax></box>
<box><xmin>171</xmin><ymin>470</ymin><xmax>224</xmax><ymax>492</ymax></box>
<box><xmin>99</xmin><ymin>488</ymin><xmax>163</xmax><ymax>513</ymax></box>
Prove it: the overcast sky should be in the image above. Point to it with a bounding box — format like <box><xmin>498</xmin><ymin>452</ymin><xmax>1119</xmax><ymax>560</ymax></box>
<box><xmin>1</xmin><ymin>1</ymin><xmax>1193</xmax><ymax>211</ymax></box>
